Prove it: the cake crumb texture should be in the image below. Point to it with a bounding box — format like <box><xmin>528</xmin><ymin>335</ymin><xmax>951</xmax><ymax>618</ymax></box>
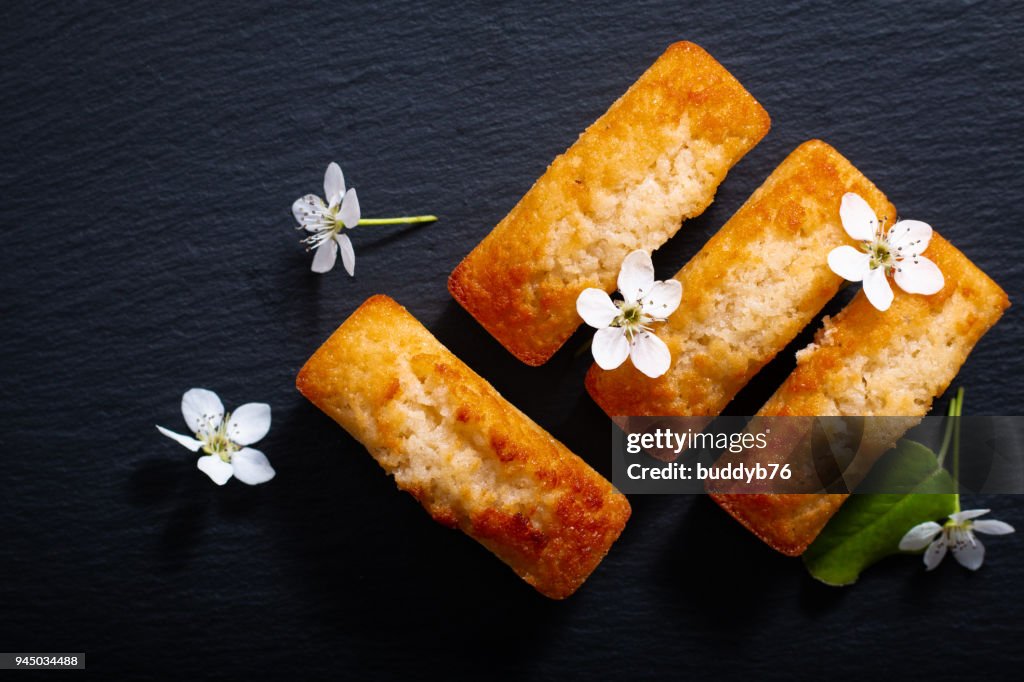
<box><xmin>712</xmin><ymin>235</ymin><xmax>1009</xmax><ymax>555</ymax></box>
<box><xmin>296</xmin><ymin>295</ymin><xmax>631</xmax><ymax>598</ymax></box>
<box><xmin>586</xmin><ymin>140</ymin><xmax>894</xmax><ymax>417</ymax></box>
<box><xmin>449</xmin><ymin>41</ymin><xmax>771</xmax><ymax>365</ymax></box>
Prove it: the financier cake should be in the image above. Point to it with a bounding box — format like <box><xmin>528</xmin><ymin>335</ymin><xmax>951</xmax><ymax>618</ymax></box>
<box><xmin>586</xmin><ymin>140</ymin><xmax>894</xmax><ymax>418</ymax></box>
<box><xmin>296</xmin><ymin>295</ymin><xmax>631</xmax><ymax>599</ymax></box>
<box><xmin>711</xmin><ymin>235</ymin><xmax>1009</xmax><ymax>556</ymax></box>
<box><xmin>449</xmin><ymin>41</ymin><xmax>770</xmax><ymax>366</ymax></box>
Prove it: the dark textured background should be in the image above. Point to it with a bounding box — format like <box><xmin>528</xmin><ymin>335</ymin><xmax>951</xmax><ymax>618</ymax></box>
<box><xmin>3</xmin><ymin>1</ymin><xmax>1023</xmax><ymax>679</ymax></box>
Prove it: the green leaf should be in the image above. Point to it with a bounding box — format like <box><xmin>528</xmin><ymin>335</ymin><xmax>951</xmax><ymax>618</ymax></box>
<box><xmin>803</xmin><ymin>440</ymin><xmax>955</xmax><ymax>586</ymax></box>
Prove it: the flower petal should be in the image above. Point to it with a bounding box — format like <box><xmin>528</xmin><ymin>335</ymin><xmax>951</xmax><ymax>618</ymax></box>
<box><xmin>629</xmin><ymin>331</ymin><xmax>672</xmax><ymax>379</ymax></box>
<box><xmin>197</xmin><ymin>455</ymin><xmax>233</xmax><ymax>486</ymax></box>
<box><xmin>311</xmin><ymin>238</ymin><xmax>338</xmax><ymax>273</ymax></box>
<box><xmin>643</xmin><ymin>280</ymin><xmax>682</xmax><ymax>319</ymax></box>
<box><xmin>617</xmin><ymin>250</ymin><xmax>655</xmax><ymax>303</ymax></box>
<box><xmin>894</xmin><ymin>255</ymin><xmax>944</xmax><ymax>295</ymax></box>
<box><xmin>231</xmin><ymin>448</ymin><xmax>276</xmax><ymax>485</ymax></box>
<box><xmin>950</xmin><ymin>508</ymin><xmax>990</xmax><ymax>523</ymax></box>
<box><xmin>576</xmin><ymin>288</ymin><xmax>619</xmax><ymax>328</ymax></box>
<box><xmin>338</xmin><ymin>188</ymin><xmax>360</xmax><ymax>229</ymax></box>
<box><xmin>827</xmin><ymin>245</ymin><xmax>871</xmax><ymax>282</ymax></box>
<box><xmin>324</xmin><ymin>162</ymin><xmax>345</xmax><ymax>207</ymax></box>
<box><xmin>839</xmin><ymin>192</ymin><xmax>878</xmax><ymax>241</ymax></box>
<box><xmin>592</xmin><ymin>327</ymin><xmax>630</xmax><ymax>370</ymax></box>
<box><xmin>181</xmin><ymin>388</ymin><xmax>224</xmax><ymax>434</ymax></box>
<box><xmin>887</xmin><ymin>219</ymin><xmax>932</xmax><ymax>254</ymax></box>
<box><xmin>156</xmin><ymin>425</ymin><xmax>204</xmax><ymax>452</ymax></box>
<box><xmin>862</xmin><ymin>267</ymin><xmax>894</xmax><ymax>311</ymax></box>
<box><xmin>336</xmin><ymin>232</ymin><xmax>355</xmax><ymax>277</ymax></box>
<box><xmin>899</xmin><ymin>521</ymin><xmax>944</xmax><ymax>551</ymax></box>
<box><xmin>972</xmin><ymin>519</ymin><xmax>1015</xmax><ymax>535</ymax></box>
<box><xmin>227</xmin><ymin>403</ymin><xmax>271</xmax><ymax>446</ymax></box>
<box><xmin>292</xmin><ymin>194</ymin><xmax>329</xmax><ymax>231</ymax></box>
<box><xmin>950</xmin><ymin>529</ymin><xmax>985</xmax><ymax>570</ymax></box>
<box><xmin>923</xmin><ymin>533</ymin><xmax>948</xmax><ymax>570</ymax></box>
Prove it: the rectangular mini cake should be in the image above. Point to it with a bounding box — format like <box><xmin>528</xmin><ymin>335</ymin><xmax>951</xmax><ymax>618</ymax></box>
<box><xmin>585</xmin><ymin>140</ymin><xmax>894</xmax><ymax>417</ymax></box>
<box><xmin>711</xmin><ymin>235</ymin><xmax>1009</xmax><ymax>555</ymax></box>
<box><xmin>296</xmin><ymin>295</ymin><xmax>632</xmax><ymax>599</ymax></box>
<box><xmin>449</xmin><ymin>41</ymin><xmax>770</xmax><ymax>366</ymax></box>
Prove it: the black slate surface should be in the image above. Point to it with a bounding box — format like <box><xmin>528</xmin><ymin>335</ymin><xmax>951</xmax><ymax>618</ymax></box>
<box><xmin>3</xmin><ymin>1</ymin><xmax>1023</xmax><ymax>679</ymax></box>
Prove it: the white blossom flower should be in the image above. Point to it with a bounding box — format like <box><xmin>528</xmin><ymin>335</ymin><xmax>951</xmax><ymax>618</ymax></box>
<box><xmin>899</xmin><ymin>508</ymin><xmax>1014</xmax><ymax>571</ymax></box>
<box><xmin>827</xmin><ymin>192</ymin><xmax>944</xmax><ymax>311</ymax></box>
<box><xmin>157</xmin><ymin>388</ymin><xmax>275</xmax><ymax>486</ymax></box>
<box><xmin>293</xmin><ymin>162</ymin><xmax>361</xmax><ymax>275</ymax></box>
<box><xmin>576</xmin><ymin>250</ymin><xmax>682</xmax><ymax>378</ymax></box>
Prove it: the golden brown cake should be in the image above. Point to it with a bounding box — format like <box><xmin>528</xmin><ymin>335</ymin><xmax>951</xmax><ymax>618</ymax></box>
<box><xmin>711</xmin><ymin>235</ymin><xmax>1009</xmax><ymax>555</ymax></box>
<box><xmin>585</xmin><ymin>140</ymin><xmax>894</xmax><ymax>417</ymax></box>
<box><xmin>449</xmin><ymin>41</ymin><xmax>770</xmax><ymax>366</ymax></box>
<box><xmin>296</xmin><ymin>295</ymin><xmax>631</xmax><ymax>598</ymax></box>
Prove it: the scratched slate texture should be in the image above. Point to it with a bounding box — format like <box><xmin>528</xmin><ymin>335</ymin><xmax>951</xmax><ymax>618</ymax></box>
<box><xmin>2</xmin><ymin>0</ymin><xmax>1023</xmax><ymax>679</ymax></box>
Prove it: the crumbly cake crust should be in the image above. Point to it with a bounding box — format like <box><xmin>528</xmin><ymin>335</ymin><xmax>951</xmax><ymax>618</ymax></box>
<box><xmin>585</xmin><ymin>140</ymin><xmax>895</xmax><ymax>417</ymax></box>
<box><xmin>296</xmin><ymin>295</ymin><xmax>631</xmax><ymax>598</ymax></box>
<box><xmin>712</xmin><ymin>236</ymin><xmax>1009</xmax><ymax>555</ymax></box>
<box><xmin>449</xmin><ymin>41</ymin><xmax>770</xmax><ymax>365</ymax></box>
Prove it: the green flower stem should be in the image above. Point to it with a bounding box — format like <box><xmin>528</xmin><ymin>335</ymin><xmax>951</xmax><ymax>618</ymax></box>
<box><xmin>358</xmin><ymin>215</ymin><xmax>438</xmax><ymax>226</ymax></box>
<box><xmin>952</xmin><ymin>387</ymin><xmax>964</xmax><ymax>514</ymax></box>
<box><xmin>936</xmin><ymin>397</ymin><xmax>956</xmax><ymax>466</ymax></box>
<box><xmin>574</xmin><ymin>336</ymin><xmax>594</xmax><ymax>360</ymax></box>
<box><xmin>936</xmin><ymin>388</ymin><xmax>965</xmax><ymax>513</ymax></box>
